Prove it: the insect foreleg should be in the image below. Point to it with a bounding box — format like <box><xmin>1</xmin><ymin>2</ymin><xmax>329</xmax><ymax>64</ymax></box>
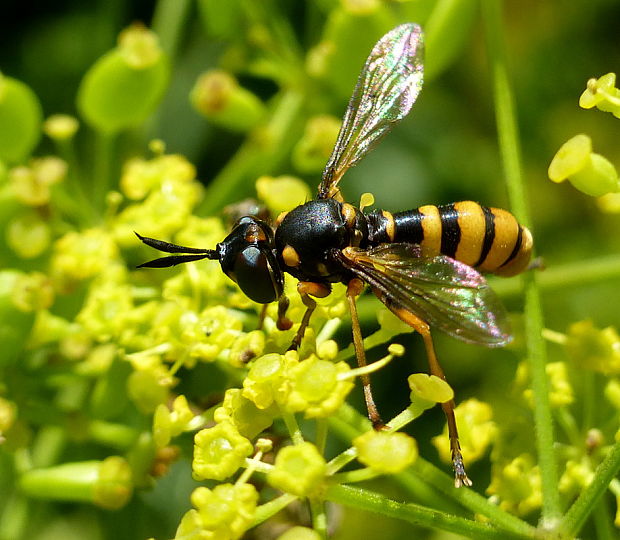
<box><xmin>287</xmin><ymin>282</ymin><xmax>331</xmax><ymax>351</ymax></box>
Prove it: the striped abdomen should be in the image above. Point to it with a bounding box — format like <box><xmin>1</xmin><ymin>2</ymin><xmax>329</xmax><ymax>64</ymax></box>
<box><xmin>367</xmin><ymin>201</ymin><xmax>532</xmax><ymax>277</ymax></box>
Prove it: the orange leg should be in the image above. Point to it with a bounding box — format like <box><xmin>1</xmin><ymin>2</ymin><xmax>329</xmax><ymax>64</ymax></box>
<box><xmin>346</xmin><ymin>278</ymin><xmax>384</xmax><ymax>428</ymax></box>
<box><xmin>392</xmin><ymin>308</ymin><xmax>471</xmax><ymax>487</ymax></box>
<box><xmin>257</xmin><ymin>304</ymin><xmax>268</xmax><ymax>330</ymax></box>
<box><xmin>287</xmin><ymin>281</ymin><xmax>331</xmax><ymax>351</ymax></box>
<box><xmin>276</xmin><ymin>295</ymin><xmax>293</xmax><ymax>331</ymax></box>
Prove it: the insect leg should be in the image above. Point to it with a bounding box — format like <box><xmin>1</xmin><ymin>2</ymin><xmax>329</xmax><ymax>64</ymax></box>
<box><xmin>276</xmin><ymin>295</ymin><xmax>293</xmax><ymax>331</ymax></box>
<box><xmin>287</xmin><ymin>282</ymin><xmax>331</xmax><ymax>351</ymax></box>
<box><xmin>257</xmin><ymin>304</ymin><xmax>269</xmax><ymax>330</ymax></box>
<box><xmin>397</xmin><ymin>312</ymin><xmax>472</xmax><ymax>487</ymax></box>
<box><xmin>346</xmin><ymin>278</ymin><xmax>384</xmax><ymax>429</ymax></box>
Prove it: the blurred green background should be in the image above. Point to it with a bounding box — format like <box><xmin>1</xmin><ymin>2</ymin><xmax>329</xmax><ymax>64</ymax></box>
<box><xmin>1</xmin><ymin>0</ymin><xmax>619</xmax><ymax>538</ymax></box>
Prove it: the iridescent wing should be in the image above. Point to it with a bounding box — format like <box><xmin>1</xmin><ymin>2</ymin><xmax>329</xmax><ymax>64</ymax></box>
<box><xmin>338</xmin><ymin>244</ymin><xmax>512</xmax><ymax>346</ymax></box>
<box><xmin>318</xmin><ymin>23</ymin><xmax>424</xmax><ymax>199</ymax></box>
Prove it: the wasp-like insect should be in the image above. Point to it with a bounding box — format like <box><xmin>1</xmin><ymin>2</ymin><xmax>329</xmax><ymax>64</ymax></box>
<box><xmin>137</xmin><ymin>23</ymin><xmax>532</xmax><ymax>487</ymax></box>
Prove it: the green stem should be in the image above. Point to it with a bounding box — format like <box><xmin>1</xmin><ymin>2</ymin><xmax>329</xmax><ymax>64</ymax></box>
<box><xmin>329</xmin><ymin>405</ymin><xmax>538</xmax><ymax>538</ymax></box>
<box><xmin>54</xmin><ymin>138</ymin><xmax>96</xmax><ymax>225</ymax></box>
<box><xmin>326</xmin><ymin>484</ymin><xmax>528</xmax><ymax>540</ymax></box>
<box><xmin>592</xmin><ymin>498</ymin><xmax>615</xmax><ymax>540</ymax></box>
<box><xmin>151</xmin><ymin>0</ymin><xmax>192</xmax><ymax>59</ymax></box>
<box><xmin>0</xmin><ymin>492</ymin><xmax>29</xmax><ymax>540</ymax></box>
<box><xmin>280</xmin><ymin>410</ymin><xmax>304</xmax><ymax>445</ymax></box>
<box><xmin>482</xmin><ymin>0</ymin><xmax>561</xmax><ymax>523</ymax></box>
<box><xmin>310</xmin><ymin>497</ymin><xmax>328</xmax><ymax>539</ymax></box>
<box><xmin>560</xmin><ymin>440</ymin><xmax>620</xmax><ymax>537</ymax></box>
<box><xmin>315</xmin><ymin>417</ymin><xmax>328</xmax><ymax>455</ymax></box>
<box><xmin>93</xmin><ymin>131</ymin><xmax>116</xmax><ymax>211</ymax></box>
<box><xmin>329</xmin><ymin>467</ymin><xmax>381</xmax><ymax>484</ymax></box>
<box><xmin>197</xmin><ymin>89</ymin><xmax>304</xmax><ymax>216</ymax></box>
<box><xmin>252</xmin><ymin>493</ymin><xmax>297</xmax><ymax>527</ymax></box>
<box><xmin>554</xmin><ymin>407</ymin><xmax>582</xmax><ymax>449</ymax></box>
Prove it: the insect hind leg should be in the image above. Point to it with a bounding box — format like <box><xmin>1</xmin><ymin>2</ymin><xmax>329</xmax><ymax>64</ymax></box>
<box><xmin>401</xmin><ymin>312</ymin><xmax>472</xmax><ymax>487</ymax></box>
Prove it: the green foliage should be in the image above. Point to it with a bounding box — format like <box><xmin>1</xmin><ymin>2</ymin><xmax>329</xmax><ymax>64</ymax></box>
<box><xmin>1</xmin><ymin>1</ymin><xmax>620</xmax><ymax>539</ymax></box>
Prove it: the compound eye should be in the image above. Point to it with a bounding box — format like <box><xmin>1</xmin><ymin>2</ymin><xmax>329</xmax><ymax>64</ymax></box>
<box><xmin>233</xmin><ymin>245</ymin><xmax>283</xmax><ymax>304</ymax></box>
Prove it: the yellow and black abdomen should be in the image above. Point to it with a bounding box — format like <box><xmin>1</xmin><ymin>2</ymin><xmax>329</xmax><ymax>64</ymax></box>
<box><xmin>367</xmin><ymin>201</ymin><xmax>532</xmax><ymax>277</ymax></box>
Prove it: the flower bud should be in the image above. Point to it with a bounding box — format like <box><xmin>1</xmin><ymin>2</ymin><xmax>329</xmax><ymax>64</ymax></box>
<box><xmin>77</xmin><ymin>25</ymin><xmax>169</xmax><ymax>133</ymax></box>
<box><xmin>190</xmin><ymin>70</ymin><xmax>265</xmax><ymax>132</ymax></box>
<box><xmin>267</xmin><ymin>442</ymin><xmax>326</xmax><ymax>497</ymax></box>
<box><xmin>19</xmin><ymin>456</ymin><xmax>133</xmax><ymax>510</ymax></box>
<box><xmin>255</xmin><ymin>175</ymin><xmax>311</xmax><ymax>215</ymax></box>
<box><xmin>292</xmin><ymin>115</ymin><xmax>341</xmax><ymax>174</ymax></box>
<box><xmin>579</xmin><ymin>73</ymin><xmax>620</xmax><ymax>118</ymax></box>
<box><xmin>548</xmin><ymin>134</ymin><xmax>619</xmax><ymax>197</ymax></box>
<box><xmin>7</xmin><ymin>212</ymin><xmax>51</xmax><ymax>258</ymax></box>
<box><xmin>0</xmin><ymin>73</ymin><xmax>42</xmax><ymax>163</ymax></box>
<box><xmin>213</xmin><ymin>388</ymin><xmax>275</xmax><ymax>440</ymax></box>
<box><xmin>565</xmin><ymin>320</ymin><xmax>620</xmax><ymax>375</ymax></box>
<box><xmin>43</xmin><ymin>114</ymin><xmax>79</xmax><ymax>141</ymax></box>
<box><xmin>408</xmin><ymin>373</ymin><xmax>454</xmax><ymax>403</ymax></box>
<box><xmin>354</xmin><ymin>430</ymin><xmax>418</xmax><ymax>473</ymax></box>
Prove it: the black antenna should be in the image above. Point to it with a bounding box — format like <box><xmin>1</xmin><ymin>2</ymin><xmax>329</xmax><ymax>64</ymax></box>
<box><xmin>135</xmin><ymin>232</ymin><xmax>218</xmax><ymax>268</ymax></box>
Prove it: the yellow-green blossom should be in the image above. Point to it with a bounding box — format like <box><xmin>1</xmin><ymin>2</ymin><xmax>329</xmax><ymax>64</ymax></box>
<box><xmin>548</xmin><ymin>134</ymin><xmax>619</xmax><ymax>197</ymax></box>
<box><xmin>518</xmin><ymin>360</ymin><xmax>574</xmax><ymax>407</ymax></box>
<box><xmin>178</xmin><ymin>306</ymin><xmax>244</xmax><ymax>364</ymax></box>
<box><xmin>408</xmin><ymin>373</ymin><xmax>454</xmax><ymax>403</ymax></box>
<box><xmin>566</xmin><ymin>320</ymin><xmax>620</xmax><ymax>375</ymax></box>
<box><xmin>242</xmin><ymin>352</ymin><xmax>294</xmax><ymax>409</ymax></box>
<box><xmin>175</xmin><ymin>483</ymin><xmax>258</xmax><ymax>540</ymax></box>
<box><xmin>267</xmin><ymin>442</ymin><xmax>326</xmax><ymax>497</ymax></box>
<box><xmin>190</xmin><ymin>69</ymin><xmax>266</xmax><ymax>132</ymax></box>
<box><xmin>213</xmin><ymin>388</ymin><xmax>275</xmax><ymax>440</ymax></box>
<box><xmin>51</xmin><ymin>228</ymin><xmax>119</xmax><ymax>285</ymax></box>
<box><xmin>255</xmin><ymin>175</ymin><xmax>311</xmax><ymax>215</ymax></box>
<box><xmin>153</xmin><ymin>395</ymin><xmax>195</xmax><ymax>448</ymax></box>
<box><xmin>6</xmin><ymin>212</ymin><xmax>51</xmax><ymax>258</ymax></box>
<box><xmin>0</xmin><ymin>397</ymin><xmax>17</xmax><ymax>435</ymax></box>
<box><xmin>283</xmin><ymin>355</ymin><xmax>354</xmax><ymax>418</ymax></box>
<box><xmin>11</xmin><ymin>271</ymin><xmax>54</xmax><ymax>312</ymax></box>
<box><xmin>193</xmin><ymin>422</ymin><xmax>253</xmax><ymax>481</ymax></box>
<box><xmin>605</xmin><ymin>379</ymin><xmax>620</xmax><ymax>409</ymax></box>
<box><xmin>579</xmin><ymin>72</ymin><xmax>620</xmax><ymax>118</ymax></box>
<box><xmin>558</xmin><ymin>460</ymin><xmax>594</xmax><ymax>497</ymax></box>
<box><xmin>43</xmin><ymin>114</ymin><xmax>79</xmax><ymax>140</ymax></box>
<box><xmin>77</xmin><ymin>281</ymin><xmax>134</xmax><ymax>340</ymax></box>
<box><xmin>487</xmin><ymin>454</ymin><xmax>542</xmax><ymax>516</ymax></box>
<box><xmin>127</xmin><ymin>367</ymin><xmax>174</xmax><ymax>413</ymax></box>
<box><xmin>119</xmin><ymin>154</ymin><xmax>196</xmax><ymax>201</ymax></box>
<box><xmin>432</xmin><ymin>399</ymin><xmax>497</xmax><ymax>465</ymax></box>
<box><xmin>354</xmin><ymin>430</ymin><xmax>418</xmax><ymax>474</ymax></box>
<box><xmin>292</xmin><ymin>115</ymin><xmax>341</xmax><ymax>174</ymax></box>
<box><xmin>227</xmin><ymin>330</ymin><xmax>265</xmax><ymax>368</ymax></box>
<box><xmin>9</xmin><ymin>156</ymin><xmax>67</xmax><ymax>206</ymax></box>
